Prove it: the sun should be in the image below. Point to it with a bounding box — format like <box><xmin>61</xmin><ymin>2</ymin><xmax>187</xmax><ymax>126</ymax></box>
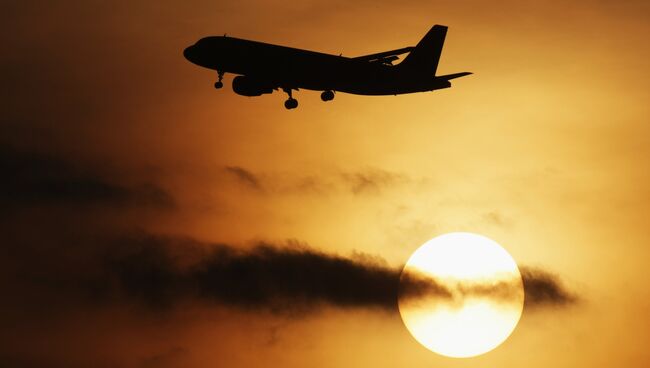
<box><xmin>398</xmin><ymin>232</ymin><xmax>524</xmax><ymax>358</ymax></box>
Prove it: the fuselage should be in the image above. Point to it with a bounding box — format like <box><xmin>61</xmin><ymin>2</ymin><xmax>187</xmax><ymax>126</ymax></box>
<box><xmin>183</xmin><ymin>36</ymin><xmax>451</xmax><ymax>95</ymax></box>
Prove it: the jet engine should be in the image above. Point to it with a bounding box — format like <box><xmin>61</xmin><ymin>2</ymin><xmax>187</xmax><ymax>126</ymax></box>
<box><xmin>232</xmin><ymin>76</ymin><xmax>274</xmax><ymax>96</ymax></box>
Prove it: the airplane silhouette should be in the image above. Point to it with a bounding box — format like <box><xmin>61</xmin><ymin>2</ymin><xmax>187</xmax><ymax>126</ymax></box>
<box><xmin>184</xmin><ymin>25</ymin><xmax>471</xmax><ymax>109</ymax></box>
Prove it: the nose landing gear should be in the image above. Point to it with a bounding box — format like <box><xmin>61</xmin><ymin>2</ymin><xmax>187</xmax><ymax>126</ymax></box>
<box><xmin>214</xmin><ymin>71</ymin><xmax>224</xmax><ymax>89</ymax></box>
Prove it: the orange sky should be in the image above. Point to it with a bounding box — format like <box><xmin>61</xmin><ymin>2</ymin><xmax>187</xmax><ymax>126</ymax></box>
<box><xmin>1</xmin><ymin>0</ymin><xmax>649</xmax><ymax>367</ymax></box>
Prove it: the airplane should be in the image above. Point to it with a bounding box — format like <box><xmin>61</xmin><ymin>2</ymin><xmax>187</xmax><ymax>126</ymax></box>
<box><xmin>183</xmin><ymin>25</ymin><xmax>471</xmax><ymax>109</ymax></box>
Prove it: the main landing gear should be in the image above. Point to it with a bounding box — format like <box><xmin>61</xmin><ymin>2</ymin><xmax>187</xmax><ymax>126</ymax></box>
<box><xmin>283</xmin><ymin>87</ymin><xmax>298</xmax><ymax>109</ymax></box>
<box><xmin>320</xmin><ymin>90</ymin><xmax>335</xmax><ymax>101</ymax></box>
<box><xmin>214</xmin><ymin>71</ymin><xmax>224</xmax><ymax>89</ymax></box>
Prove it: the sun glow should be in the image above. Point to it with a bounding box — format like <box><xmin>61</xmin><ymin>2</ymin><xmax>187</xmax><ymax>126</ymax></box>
<box><xmin>398</xmin><ymin>232</ymin><xmax>524</xmax><ymax>358</ymax></box>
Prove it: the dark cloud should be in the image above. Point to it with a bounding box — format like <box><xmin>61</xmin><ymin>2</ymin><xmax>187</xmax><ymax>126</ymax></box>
<box><xmin>0</xmin><ymin>146</ymin><xmax>175</xmax><ymax>210</ymax></box>
<box><xmin>99</xmin><ymin>234</ymin><xmax>400</xmax><ymax>313</ymax></box>
<box><xmin>8</xmin><ymin>230</ymin><xmax>574</xmax><ymax>314</ymax></box>
<box><xmin>105</xmin><ymin>237</ymin><xmax>576</xmax><ymax>312</ymax></box>
<box><xmin>0</xmin><ymin>144</ymin><xmax>573</xmax><ymax>315</ymax></box>
<box><xmin>400</xmin><ymin>266</ymin><xmax>575</xmax><ymax>308</ymax></box>
<box><xmin>225</xmin><ymin>166</ymin><xmax>264</xmax><ymax>191</ymax></box>
<box><xmin>521</xmin><ymin>267</ymin><xmax>577</xmax><ymax>308</ymax></box>
<box><xmin>399</xmin><ymin>269</ymin><xmax>518</xmax><ymax>305</ymax></box>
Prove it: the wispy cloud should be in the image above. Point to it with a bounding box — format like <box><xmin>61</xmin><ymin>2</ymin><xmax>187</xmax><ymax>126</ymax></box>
<box><xmin>0</xmin><ymin>146</ymin><xmax>175</xmax><ymax>210</ymax></box>
<box><xmin>341</xmin><ymin>169</ymin><xmax>408</xmax><ymax>195</ymax></box>
<box><xmin>224</xmin><ymin>166</ymin><xmax>264</xmax><ymax>191</ymax></box>
<box><xmin>222</xmin><ymin>165</ymin><xmax>410</xmax><ymax>196</ymax></box>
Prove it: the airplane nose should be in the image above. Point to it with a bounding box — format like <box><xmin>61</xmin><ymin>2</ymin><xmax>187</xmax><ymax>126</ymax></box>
<box><xmin>183</xmin><ymin>46</ymin><xmax>196</xmax><ymax>62</ymax></box>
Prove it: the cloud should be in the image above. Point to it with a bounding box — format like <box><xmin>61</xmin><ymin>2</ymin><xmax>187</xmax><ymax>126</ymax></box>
<box><xmin>520</xmin><ymin>267</ymin><xmax>577</xmax><ymax>308</ymax></box>
<box><xmin>0</xmin><ymin>146</ymin><xmax>175</xmax><ymax>210</ymax></box>
<box><xmin>341</xmin><ymin>169</ymin><xmax>408</xmax><ymax>195</ymax></box>
<box><xmin>11</xmin><ymin>231</ymin><xmax>573</xmax><ymax>314</ymax></box>
<box><xmin>400</xmin><ymin>266</ymin><xmax>574</xmax><ymax>309</ymax></box>
<box><xmin>98</xmin><ymin>234</ymin><xmax>400</xmax><ymax>313</ymax></box>
<box><xmin>224</xmin><ymin>166</ymin><xmax>263</xmax><ymax>191</ymax></box>
<box><xmin>222</xmin><ymin>165</ymin><xmax>409</xmax><ymax>195</ymax></box>
<box><xmin>482</xmin><ymin>211</ymin><xmax>512</xmax><ymax>227</ymax></box>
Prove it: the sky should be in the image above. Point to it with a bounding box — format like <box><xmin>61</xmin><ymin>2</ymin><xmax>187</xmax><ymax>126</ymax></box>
<box><xmin>1</xmin><ymin>0</ymin><xmax>649</xmax><ymax>367</ymax></box>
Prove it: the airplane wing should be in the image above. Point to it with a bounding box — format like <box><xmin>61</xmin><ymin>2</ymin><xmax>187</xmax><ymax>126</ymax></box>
<box><xmin>353</xmin><ymin>46</ymin><xmax>414</xmax><ymax>64</ymax></box>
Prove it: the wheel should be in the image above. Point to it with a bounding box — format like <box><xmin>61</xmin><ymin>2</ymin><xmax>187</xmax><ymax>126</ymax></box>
<box><xmin>284</xmin><ymin>98</ymin><xmax>298</xmax><ymax>109</ymax></box>
<box><xmin>214</xmin><ymin>81</ymin><xmax>223</xmax><ymax>89</ymax></box>
<box><xmin>320</xmin><ymin>90</ymin><xmax>335</xmax><ymax>101</ymax></box>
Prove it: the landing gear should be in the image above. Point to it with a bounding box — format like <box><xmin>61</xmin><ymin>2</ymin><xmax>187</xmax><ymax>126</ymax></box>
<box><xmin>284</xmin><ymin>98</ymin><xmax>298</xmax><ymax>109</ymax></box>
<box><xmin>320</xmin><ymin>90</ymin><xmax>335</xmax><ymax>101</ymax></box>
<box><xmin>214</xmin><ymin>71</ymin><xmax>224</xmax><ymax>89</ymax></box>
<box><xmin>283</xmin><ymin>87</ymin><xmax>298</xmax><ymax>109</ymax></box>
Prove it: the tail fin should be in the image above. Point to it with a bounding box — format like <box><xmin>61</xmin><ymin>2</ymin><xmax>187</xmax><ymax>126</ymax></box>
<box><xmin>399</xmin><ymin>25</ymin><xmax>447</xmax><ymax>75</ymax></box>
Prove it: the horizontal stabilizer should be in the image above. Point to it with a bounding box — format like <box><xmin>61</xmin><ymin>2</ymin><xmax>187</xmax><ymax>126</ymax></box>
<box><xmin>437</xmin><ymin>72</ymin><xmax>472</xmax><ymax>80</ymax></box>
